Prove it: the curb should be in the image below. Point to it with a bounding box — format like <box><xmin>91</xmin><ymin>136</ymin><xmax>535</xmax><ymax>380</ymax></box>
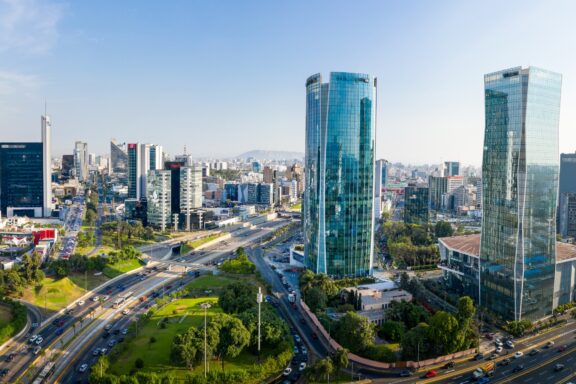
<box><xmin>0</xmin><ymin>303</ymin><xmax>31</xmax><ymax>353</ymax></box>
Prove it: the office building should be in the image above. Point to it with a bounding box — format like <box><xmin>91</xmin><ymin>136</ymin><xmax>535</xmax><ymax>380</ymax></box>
<box><xmin>146</xmin><ymin>169</ymin><xmax>171</xmax><ymax>231</ymax></box>
<box><xmin>374</xmin><ymin>159</ymin><xmax>388</xmax><ymax>219</ymax></box>
<box><xmin>559</xmin><ymin>193</ymin><xmax>576</xmax><ymax>239</ymax></box>
<box><xmin>61</xmin><ymin>155</ymin><xmax>74</xmax><ymax>178</ymax></box>
<box><xmin>559</xmin><ymin>153</ymin><xmax>576</xmax><ymax>194</ymax></box>
<box><xmin>127</xmin><ymin>143</ymin><xmax>140</xmax><ymax>199</ymax></box>
<box><xmin>480</xmin><ymin>66</ymin><xmax>562</xmax><ymax>321</ymax></box>
<box><xmin>304</xmin><ymin>72</ymin><xmax>376</xmax><ymax>277</ymax></box>
<box><xmin>428</xmin><ymin>176</ymin><xmax>447</xmax><ymax>211</ymax></box>
<box><xmin>110</xmin><ymin>140</ymin><xmax>128</xmax><ymax>174</ymax></box>
<box><xmin>0</xmin><ymin>115</ymin><xmax>52</xmax><ymax>217</ymax></box>
<box><xmin>257</xmin><ymin>183</ymin><xmax>273</xmax><ymax>206</ymax></box>
<box><xmin>149</xmin><ymin>144</ymin><xmax>163</xmax><ymax>171</ymax></box>
<box><xmin>444</xmin><ymin>161</ymin><xmax>460</xmax><ymax>176</ymax></box>
<box><xmin>74</xmin><ymin>141</ymin><xmax>88</xmax><ymax>181</ymax></box>
<box><xmin>224</xmin><ymin>183</ymin><xmax>239</xmax><ymax>202</ymax></box>
<box><xmin>180</xmin><ymin>165</ymin><xmax>203</xmax><ymax>230</ymax></box>
<box><xmin>404</xmin><ymin>185</ymin><xmax>429</xmax><ymax>224</ymax></box>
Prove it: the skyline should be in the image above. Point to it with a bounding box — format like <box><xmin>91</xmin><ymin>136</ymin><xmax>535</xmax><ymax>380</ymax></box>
<box><xmin>1</xmin><ymin>0</ymin><xmax>576</xmax><ymax>165</ymax></box>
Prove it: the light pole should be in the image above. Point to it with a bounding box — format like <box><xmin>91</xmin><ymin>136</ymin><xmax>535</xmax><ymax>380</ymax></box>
<box><xmin>200</xmin><ymin>302</ymin><xmax>211</xmax><ymax>378</ymax></box>
<box><xmin>256</xmin><ymin>287</ymin><xmax>263</xmax><ymax>359</ymax></box>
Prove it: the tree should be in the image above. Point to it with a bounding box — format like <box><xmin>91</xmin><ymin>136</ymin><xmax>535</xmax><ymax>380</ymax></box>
<box><xmin>305</xmin><ymin>357</ymin><xmax>334</xmax><ymax>382</ymax></box>
<box><xmin>135</xmin><ymin>358</ymin><xmax>144</xmax><ymax>369</ymax></box>
<box><xmin>427</xmin><ymin>311</ymin><xmax>462</xmax><ymax>355</ymax></box>
<box><xmin>386</xmin><ymin>300</ymin><xmax>430</xmax><ymax>329</ymax></box>
<box><xmin>92</xmin><ymin>355</ymin><xmax>110</xmax><ymax>378</ymax></box>
<box><xmin>332</xmin><ymin>348</ymin><xmax>348</xmax><ymax>379</ymax></box>
<box><xmin>435</xmin><ymin>221</ymin><xmax>454</xmax><ymax>238</ymax></box>
<box><xmin>218</xmin><ymin>281</ymin><xmax>256</xmax><ymax>314</ymax></box>
<box><xmin>212</xmin><ymin>314</ymin><xmax>251</xmax><ymax>371</ymax></box>
<box><xmin>306</xmin><ymin>287</ymin><xmax>327</xmax><ymax>313</ymax></box>
<box><xmin>239</xmin><ymin>308</ymin><xmax>288</xmax><ymax>348</ymax></box>
<box><xmin>379</xmin><ymin>320</ymin><xmax>406</xmax><ymax>342</ymax></box>
<box><xmin>334</xmin><ymin>312</ymin><xmax>375</xmax><ymax>354</ymax></box>
<box><xmin>457</xmin><ymin>296</ymin><xmax>475</xmax><ymax>320</ymax></box>
<box><xmin>171</xmin><ymin>327</ymin><xmax>203</xmax><ymax>370</ymax></box>
<box><xmin>401</xmin><ymin>323</ymin><xmax>431</xmax><ymax>361</ymax></box>
<box><xmin>505</xmin><ymin>320</ymin><xmax>533</xmax><ymax>337</ymax></box>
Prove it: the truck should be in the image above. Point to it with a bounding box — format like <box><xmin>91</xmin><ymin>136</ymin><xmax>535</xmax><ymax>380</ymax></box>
<box><xmin>288</xmin><ymin>293</ymin><xmax>296</xmax><ymax>303</ymax></box>
<box><xmin>472</xmin><ymin>362</ymin><xmax>495</xmax><ymax>380</ymax></box>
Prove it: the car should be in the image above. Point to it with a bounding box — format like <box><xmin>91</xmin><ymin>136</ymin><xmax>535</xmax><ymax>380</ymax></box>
<box><xmin>5</xmin><ymin>353</ymin><xmax>15</xmax><ymax>362</ymax></box>
<box><xmin>93</xmin><ymin>348</ymin><xmax>101</xmax><ymax>356</ymax></box>
<box><xmin>554</xmin><ymin>363</ymin><xmax>565</xmax><ymax>372</ymax></box>
<box><xmin>99</xmin><ymin>348</ymin><xmax>108</xmax><ymax>355</ymax></box>
<box><xmin>102</xmin><ymin>332</ymin><xmax>110</xmax><ymax>339</ymax></box>
<box><xmin>484</xmin><ymin>332</ymin><xmax>495</xmax><ymax>340</ymax></box>
<box><xmin>473</xmin><ymin>353</ymin><xmax>485</xmax><ymax>361</ymax></box>
<box><xmin>478</xmin><ymin>378</ymin><xmax>491</xmax><ymax>384</ymax></box>
<box><xmin>298</xmin><ymin>362</ymin><xmax>307</xmax><ymax>371</ymax></box>
<box><xmin>514</xmin><ymin>351</ymin><xmax>524</xmax><ymax>359</ymax></box>
<box><xmin>102</xmin><ymin>295</ymin><xmax>110</xmax><ymax>301</ymax></box>
<box><xmin>425</xmin><ymin>370</ymin><xmax>438</xmax><ymax>378</ymax></box>
<box><xmin>528</xmin><ymin>349</ymin><xmax>539</xmax><ymax>356</ymax></box>
<box><xmin>283</xmin><ymin>367</ymin><xmax>292</xmax><ymax>376</ymax></box>
<box><xmin>92</xmin><ymin>296</ymin><xmax>100</xmax><ymax>302</ymax></box>
<box><xmin>56</xmin><ymin>328</ymin><xmax>64</xmax><ymax>336</ymax></box>
<box><xmin>121</xmin><ymin>328</ymin><xmax>128</xmax><ymax>335</ymax></box>
<box><xmin>489</xmin><ymin>353</ymin><xmax>499</xmax><ymax>360</ymax></box>
<box><xmin>494</xmin><ymin>340</ymin><xmax>503</xmax><ymax>347</ymax></box>
<box><xmin>31</xmin><ymin>322</ymin><xmax>39</xmax><ymax>328</ymax></box>
<box><xmin>399</xmin><ymin>369</ymin><xmax>414</xmax><ymax>377</ymax></box>
<box><xmin>505</xmin><ymin>340</ymin><xmax>515</xmax><ymax>348</ymax></box>
<box><xmin>499</xmin><ymin>358</ymin><xmax>511</xmax><ymax>366</ymax></box>
<box><xmin>0</xmin><ymin>368</ymin><xmax>8</xmax><ymax>377</ymax></box>
<box><xmin>105</xmin><ymin>324</ymin><xmax>113</xmax><ymax>331</ymax></box>
<box><xmin>293</xmin><ymin>346</ymin><xmax>299</xmax><ymax>354</ymax></box>
<box><xmin>545</xmin><ymin>341</ymin><xmax>555</xmax><ymax>348</ymax></box>
<box><xmin>35</xmin><ymin>336</ymin><xmax>44</xmax><ymax>345</ymax></box>
<box><xmin>294</xmin><ymin>335</ymin><xmax>301</xmax><ymax>344</ymax></box>
<box><xmin>301</xmin><ymin>346</ymin><xmax>308</xmax><ymax>355</ymax></box>
<box><xmin>122</xmin><ymin>309</ymin><xmax>130</xmax><ymax>315</ymax></box>
<box><xmin>513</xmin><ymin>364</ymin><xmax>525</xmax><ymax>373</ymax></box>
<box><xmin>558</xmin><ymin>344</ymin><xmax>568</xmax><ymax>352</ymax></box>
<box><xmin>33</xmin><ymin>346</ymin><xmax>41</xmax><ymax>355</ymax></box>
<box><xmin>495</xmin><ymin>346</ymin><xmax>503</xmax><ymax>353</ymax></box>
<box><xmin>108</xmin><ymin>339</ymin><xmax>116</xmax><ymax>347</ymax></box>
<box><xmin>77</xmin><ymin>300</ymin><xmax>85</xmax><ymax>306</ymax></box>
<box><xmin>78</xmin><ymin>363</ymin><xmax>88</xmax><ymax>373</ymax></box>
<box><xmin>29</xmin><ymin>335</ymin><xmax>38</xmax><ymax>343</ymax></box>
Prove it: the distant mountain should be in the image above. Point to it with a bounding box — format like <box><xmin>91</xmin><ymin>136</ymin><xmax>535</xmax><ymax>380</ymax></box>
<box><xmin>235</xmin><ymin>150</ymin><xmax>304</xmax><ymax>161</ymax></box>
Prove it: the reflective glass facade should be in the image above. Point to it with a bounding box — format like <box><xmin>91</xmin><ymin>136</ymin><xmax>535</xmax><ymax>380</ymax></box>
<box><xmin>480</xmin><ymin>67</ymin><xmax>562</xmax><ymax>321</ymax></box>
<box><xmin>0</xmin><ymin>143</ymin><xmax>44</xmax><ymax>216</ymax></box>
<box><xmin>304</xmin><ymin>72</ymin><xmax>376</xmax><ymax>278</ymax></box>
<box><xmin>110</xmin><ymin>140</ymin><xmax>128</xmax><ymax>174</ymax></box>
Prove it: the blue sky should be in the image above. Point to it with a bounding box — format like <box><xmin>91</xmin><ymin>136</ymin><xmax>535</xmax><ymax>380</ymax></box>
<box><xmin>1</xmin><ymin>0</ymin><xmax>575</xmax><ymax>165</ymax></box>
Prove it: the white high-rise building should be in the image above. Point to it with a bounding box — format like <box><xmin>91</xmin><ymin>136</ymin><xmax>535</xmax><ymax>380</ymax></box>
<box><xmin>180</xmin><ymin>165</ymin><xmax>203</xmax><ymax>231</ymax></box>
<box><xmin>74</xmin><ymin>141</ymin><xmax>88</xmax><ymax>181</ymax></box>
<box><xmin>139</xmin><ymin>143</ymin><xmax>163</xmax><ymax>199</ymax></box>
<box><xmin>146</xmin><ymin>169</ymin><xmax>171</xmax><ymax>231</ymax></box>
<box><xmin>41</xmin><ymin>114</ymin><xmax>52</xmax><ymax>217</ymax></box>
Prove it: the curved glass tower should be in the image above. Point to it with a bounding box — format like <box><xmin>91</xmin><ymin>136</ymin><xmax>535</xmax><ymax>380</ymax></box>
<box><xmin>304</xmin><ymin>72</ymin><xmax>376</xmax><ymax>278</ymax></box>
<box><xmin>480</xmin><ymin>67</ymin><xmax>562</xmax><ymax>321</ymax></box>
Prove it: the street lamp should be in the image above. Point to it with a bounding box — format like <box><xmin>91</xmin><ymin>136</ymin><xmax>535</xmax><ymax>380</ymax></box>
<box><xmin>256</xmin><ymin>287</ymin><xmax>263</xmax><ymax>358</ymax></box>
<box><xmin>200</xmin><ymin>302</ymin><xmax>211</xmax><ymax>378</ymax></box>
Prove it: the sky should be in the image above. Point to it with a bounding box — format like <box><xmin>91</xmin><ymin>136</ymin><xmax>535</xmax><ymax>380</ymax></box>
<box><xmin>1</xmin><ymin>0</ymin><xmax>575</xmax><ymax>166</ymax></box>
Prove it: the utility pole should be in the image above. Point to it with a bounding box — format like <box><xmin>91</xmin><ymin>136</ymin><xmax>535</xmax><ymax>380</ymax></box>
<box><xmin>256</xmin><ymin>287</ymin><xmax>263</xmax><ymax>360</ymax></box>
<box><xmin>200</xmin><ymin>302</ymin><xmax>211</xmax><ymax>377</ymax></box>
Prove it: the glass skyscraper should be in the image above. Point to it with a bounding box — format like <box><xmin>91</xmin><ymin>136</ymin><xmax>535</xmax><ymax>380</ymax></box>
<box><xmin>480</xmin><ymin>67</ymin><xmax>562</xmax><ymax>321</ymax></box>
<box><xmin>303</xmin><ymin>72</ymin><xmax>376</xmax><ymax>278</ymax></box>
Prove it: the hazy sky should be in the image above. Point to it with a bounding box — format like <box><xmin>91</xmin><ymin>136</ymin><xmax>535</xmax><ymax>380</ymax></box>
<box><xmin>1</xmin><ymin>0</ymin><xmax>575</xmax><ymax>165</ymax></box>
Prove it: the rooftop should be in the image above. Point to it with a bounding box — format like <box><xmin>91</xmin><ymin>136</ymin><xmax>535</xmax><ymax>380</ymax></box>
<box><xmin>439</xmin><ymin>234</ymin><xmax>576</xmax><ymax>263</ymax></box>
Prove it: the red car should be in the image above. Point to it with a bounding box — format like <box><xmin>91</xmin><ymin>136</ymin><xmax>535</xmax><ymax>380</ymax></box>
<box><xmin>558</xmin><ymin>345</ymin><xmax>567</xmax><ymax>352</ymax></box>
<box><xmin>425</xmin><ymin>370</ymin><xmax>438</xmax><ymax>378</ymax></box>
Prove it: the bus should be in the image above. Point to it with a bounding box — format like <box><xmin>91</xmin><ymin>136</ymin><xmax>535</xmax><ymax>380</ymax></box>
<box><xmin>113</xmin><ymin>291</ymin><xmax>135</xmax><ymax>308</ymax></box>
<box><xmin>31</xmin><ymin>361</ymin><xmax>55</xmax><ymax>384</ymax></box>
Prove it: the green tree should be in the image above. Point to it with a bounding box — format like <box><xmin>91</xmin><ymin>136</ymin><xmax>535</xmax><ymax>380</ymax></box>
<box><xmin>135</xmin><ymin>358</ymin><xmax>144</xmax><ymax>369</ymax></box>
<box><xmin>428</xmin><ymin>311</ymin><xmax>462</xmax><ymax>355</ymax></box>
<box><xmin>239</xmin><ymin>308</ymin><xmax>288</xmax><ymax>348</ymax></box>
<box><xmin>378</xmin><ymin>320</ymin><xmax>406</xmax><ymax>342</ymax></box>
<box><xmin>305</xmin><ymin>357</ymin><xmax>334</xmax><ymax>382</ymax></box>
<box><xmin>332</xmin><ymin>348</ymin><xmax>349</xmax><ymax>379</ymax></box>
<box><xmin>171</xmin><ymin>327</ymin><xmax>203</xmax><ymax>370</ymax></box>
<box><xmin>92</xmin><ymin>355</ymin><xmax>110</xmax><ymax>378</ymax></box>
<box><xmin>306</xmin><ymin>287</ymin><xmax>327</xmax><ymax>313</ymax></box>
<box><xmin>457</xmin><ymin>296</ymin><xmax>475</xmax><ymax>320</ymax></box>
<box><xmin>218</xmin><ymin>281</ymin><xmax>255</xmax><ymax>314</ymax></box>
<box><xmin>401</xmin><ymin>323</ymin><xmax>431</xmax><ymax>361</ymax></box>
<box><xmin>434</xmin><ymin>221</ymin><xmax>454</xmax><ymax>238</ymax></box>
<box><xmin>211</xmin><ymin>314</ymin><xmax>251</xmax><ymax>371</ymax></box>
<box><xmin>334</xmin><ymin>312</ymin><xmax>375</xmax><ymax>354</ymax></box>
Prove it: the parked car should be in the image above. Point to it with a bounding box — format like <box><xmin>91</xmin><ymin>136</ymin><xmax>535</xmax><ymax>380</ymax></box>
<box><xmin>514</xmin><ymin>351</ymin><xmax>524</xmax><ymax>359</ymax></box>
<box><xmin>473</xmin><ymin>353</ymin><xmax>485</xmax><ymax>361</ymax></box>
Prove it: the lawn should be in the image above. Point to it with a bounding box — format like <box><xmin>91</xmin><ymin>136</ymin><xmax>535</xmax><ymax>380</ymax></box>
<box><xmin>0</xmin><ymin>304</ymin><xmax>13</xmax><ymax>328</ymax></box>
<box><xmin>102</xmin><ymin>258</ymin><xmax>145</xmax><ymax>278</ymax></box>
<box><xmin>289</xmin><ymin>202</ymin><xmax>302</xmax><ymax>211</ymax></box>
<box><xmin>21</xmin><ymin>277</ymin><xmax>87</xmax><ymax>312</ymax></box>
<box><xmin>187</xmin><ymin>233</ymin><xmax>224</xmax><ymax>250</ymax></box>
<box><xmin>185</xmin><ymin>274</ymin><xmax>238</xmax><ymax>291</ymax></box>
<box><xmin>110</xmin><ymin>297</ymin><xmax>281</xmax><ymax>378</ymax></box>
<box><xmin>68</xmin><ymin>272</ymin><xmax>110</xmax><ymax>291</ymax></box>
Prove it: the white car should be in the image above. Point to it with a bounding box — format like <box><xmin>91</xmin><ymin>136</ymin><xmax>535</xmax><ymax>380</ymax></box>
<box><xmin>29</xmin><ymin>335</ymin><xmax>38</xmax><ymax>343</ymax></box>
<box><xmin>514</xmin><ymin>351</ymin><xmax>524</xmax><ymax>359</ymax></box>
<box><xmin>77</xmin><ymin>300</ymin><xmax>85</xmax><ymax>306</ymax></box>
<box><xmin>92</xmin><ymin>296</ymin><xmax>100</xmax><ymax>302</ymax></box>
<box><xmin>33</xmin><ymin>346</ymin><xmax>41</xmax><ymax>355</ymax></box>
<box><xmin>78</xmin><ymin>363</ymin><xmax>88</xmax><ymax>373</ymax></box>
<box><xmin>35</xmin><ymin>336</ymin><xmax>43</xmax><ymax>345</ymax></box>
<box><xmin>299</xmin><ymin>362</ymin><xmax>307</xmax><ymax>371</ymax></box>
<box><xmin>122</xmin><ymin>309</ymin><xmax>130</xmax><ymax>315</ymax></box>
<box><xmin>283</xmin><ymin>367</ymin><xmax>292</xmax><ymax>376</ymax></box>
<box><xmin>495</xmin><ymin>346</ymin><xmax>503</xmax><ymax>353</ymax></box>
<box><xmin>301</xmin><ymin>346</ymin><xmax>308</xmax><ymax>355</ymax></box>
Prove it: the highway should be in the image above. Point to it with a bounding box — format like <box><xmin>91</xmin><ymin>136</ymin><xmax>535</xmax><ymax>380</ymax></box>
<box><xmin>0</xmin><ymin>266</ymin><xmax>170</xmax><ymax>384</ymax></box>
